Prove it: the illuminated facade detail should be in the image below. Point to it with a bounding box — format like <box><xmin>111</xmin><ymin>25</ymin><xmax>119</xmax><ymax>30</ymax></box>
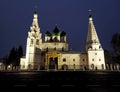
<box><xmin>20</xmin><ymin>12</ymin><xmax>106</xmax><ymax>70</ymax></box>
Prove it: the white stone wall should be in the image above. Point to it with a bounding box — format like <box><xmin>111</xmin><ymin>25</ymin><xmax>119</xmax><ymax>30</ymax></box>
<box><xmin>80</xmin><ymin>53</ymin><xmax>88</xmax><ymax>69</ymax></box>
<box><xmin>60</xmin><ymin>53</ymin><xmax>80</xmax><ymax>69</ymax></box>
<box><xmin>88</xmin><ymin>50</ymin><xmax>105</xmax><ymax>70</ymax></box>
<box><xmin>20</xmin><ymin>58</ymin><xmax>26</xmax><ymax>69</ymax></box>
<box><xmin>25</xmin><ymin>46</ymin><xmax>35</xmax><ymax>68</ymax></box>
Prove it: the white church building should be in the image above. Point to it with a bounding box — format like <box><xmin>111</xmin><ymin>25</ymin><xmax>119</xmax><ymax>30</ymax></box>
<box><xmin>20</xmin><ymin>11</ymin><xmax>106</xmax><ymax>70</ymax></box>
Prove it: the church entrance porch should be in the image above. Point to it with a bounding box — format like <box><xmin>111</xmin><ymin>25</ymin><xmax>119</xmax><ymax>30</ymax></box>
<box><xmin>49</xmin><ymin>57</ymin><xmax>58</xmax><ymax>69</ymax></box>
<box><xmin>45</xmin><ymin>50</ymin><xmax>61</xmax><ymax>70</ymax></box>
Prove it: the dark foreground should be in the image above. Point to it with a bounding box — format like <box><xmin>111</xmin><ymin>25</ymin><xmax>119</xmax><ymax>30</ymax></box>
<box><xmin>0</xmin><ymin>70</ymin><xmax>120</xmax><ymax>91</ymax></box>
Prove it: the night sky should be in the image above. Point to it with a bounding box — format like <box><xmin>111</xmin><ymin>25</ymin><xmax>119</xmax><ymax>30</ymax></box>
<box><xmin>0</xmin><ymin>0</ymin><xmax>120</xmax><ymax>58</ymax></box>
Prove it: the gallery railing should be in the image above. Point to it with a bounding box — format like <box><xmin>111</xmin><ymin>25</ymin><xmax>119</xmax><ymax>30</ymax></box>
<box><xmin>0</xmin><ymin>64</ymin><xmax>120</xmax><ymax>71</ymax></box>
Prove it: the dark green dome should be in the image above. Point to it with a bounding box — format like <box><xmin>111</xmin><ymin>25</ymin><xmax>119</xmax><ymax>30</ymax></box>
<box><xmin>52</xmin><ymin>26</ymin><xmax>60</xmax><ymax>35</ymax></box>
<box><xmin>45</xmin><ymin>31</ymin><xmax>51</xmax><ymax>36</ymax></box>
<box><xmin>34</xmin><ymin>11</ymin><xmax>38</xmax><ymax>15</ymax></box>
<box><xmin>60</xmin><ymin>31</ymin><xmax>66</xmax><ymax>36</ymax></box>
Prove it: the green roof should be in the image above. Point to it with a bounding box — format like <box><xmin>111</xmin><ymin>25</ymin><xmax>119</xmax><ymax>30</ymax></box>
<box><xmin>45</xmin><ymin>31</ymin><xmax>51</xmax><ymax>36</ymax></box>
<box><xmin>60</xmin><ymin>31</ymin><xmax>66</xmax><ymax>36</ymax></box>
<box><xmin>52</xmin><ymin>26</ymin><xmax>60</xmax><ymax>35</ymax></box>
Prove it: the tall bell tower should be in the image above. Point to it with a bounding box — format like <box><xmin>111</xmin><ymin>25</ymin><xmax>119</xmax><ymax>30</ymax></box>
<box><xmin>25</xmin><ymin>11</ymin><xmax>42</xmax><ymax>69</ymax></box>
<box><xmin>86</xmin><ymin>15</ymin><xmax>106</xmax><ymax>70</ymax></box>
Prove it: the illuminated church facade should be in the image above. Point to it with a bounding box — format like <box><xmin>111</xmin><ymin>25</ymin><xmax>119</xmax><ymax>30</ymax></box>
<box><xmin>20</xmin><ymin>12</ymin><xmax>106</xmax><ymax>70</ymax></box>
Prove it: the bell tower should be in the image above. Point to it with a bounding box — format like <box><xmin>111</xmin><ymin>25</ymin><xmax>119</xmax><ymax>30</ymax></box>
<box><xmin>86</xmin><ymin>15</ymin><xmax>106</xmax><ymax>70</ymax></box>
<box><xmin>25</xmin><ymin>11</ymin><xmax>42</xmax><ymax>69</ymax></box>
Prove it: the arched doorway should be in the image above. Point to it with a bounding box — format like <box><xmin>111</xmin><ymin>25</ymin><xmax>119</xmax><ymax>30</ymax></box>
<box><xmin>45</xmin><ymin>50</ymin><xmax>61</xmax><ymax>70</ymax></box>
<box><xmin>62</xmin><ymin>64</ymin><xmax>68</xmax><ymax>70</ymax></box>
<box><xmin>91</xmin><ymin>64</ymin><xmax>94</xmax><ymax>70</ymax></box>
<box><xmin>49</xmin><ymin>57</ymin><xmax>58</xmax><ymax>69</ymax></box>
<box><xmin>101</xmin><ymin>64</ymin><xmax>104</xmax><ymax>70</ymax></box>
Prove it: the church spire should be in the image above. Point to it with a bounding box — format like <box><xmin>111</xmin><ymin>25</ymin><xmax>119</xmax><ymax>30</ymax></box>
<box><xmin>31</xmin><ymin>11</ymin><xmax>40</xmax><ymax>30</ymax></box>
<box><xmin>86</xmin><ymin>14</ymin><xmax>100</xmax><ymax>44</ymax></box>
<box><xmin>86</xmin><ymin>14</ymin><xmax>101</xmax><ymax>51</ymax></box>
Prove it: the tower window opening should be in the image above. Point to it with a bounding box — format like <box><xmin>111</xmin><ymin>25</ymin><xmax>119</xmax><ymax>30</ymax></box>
<box><xmin>36</xmin><ymin>40</ymin><xmax>39</xmax><ymax>45</ymax></box>
<box><xmin>31</xmin><ymin>39</ymin><xmax>33</xmax><ymax>44</ymax></box>
<box><xmin>99</xmin><ymin>45</ymin><xmax>102</xmax><ymax>49</ymax></box>
<box><xmin>46</xmin><ymin>47</ymin><xmax>48</xmax><ymax>51</ymax></box>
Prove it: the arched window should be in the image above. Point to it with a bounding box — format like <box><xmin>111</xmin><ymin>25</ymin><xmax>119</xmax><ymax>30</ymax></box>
<box><xmin>36</xmin><ymin>39</ymin><xmax>39</xmax><ymax>45</ymax></box>
<box><xmin>62</xmin><ymin>47</ymin><xmax>64</xmax><ymax>52</ymax></box>
<box><xmin>99</xmin><ymin>45</ymin><xmax>102</xmax><ymax>49</ymax></box>
<box><xmin>54</xmin><ymin>47</ymin><xmax>56</xmax><ymax>50</ymax></box>
<box><xmin>31</xmin><ymin>39</ymin><xmax>33</xmax><ymax>44</ymax></box>
<box><xmin>63</xmin><ymin>58</ymin><xmax>66</xmax><ymax>62</ymax></box>
<box><xmin>83</xmin><ymin>59</ymin><xmax>85</xmax><ymax>62</ymax></box>
<box><xmin>62</xmin><ymin>64</ymin><xmax>68</xmax><ymax>70</ymax></box>
<box><xmin>99</xmin><ymin>59</ymin><xmax>101</xmax><ymax>61</ymax></box>
<box><xmin>46</xmin><ymin>47</ymin><xmax>48</xmax><ymax>51</ymax></box>
<box><xmin>73</xmin><ymin>59</ymin><xmax>75</xmax><ymax>61</ymax></box>
<box><xmin>73</xmin><ymin>64</ymin><xmax>75</xmax><ymax>69</ymax></box>
<box><xmin>53</xmin><ymin>37</ymin><xmax>59</xmax><ymax>42</ymax></box>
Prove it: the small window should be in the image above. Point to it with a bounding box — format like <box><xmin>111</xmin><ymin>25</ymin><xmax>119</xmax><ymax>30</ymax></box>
<box><xmin>99</xmin><ymin>45</ymin><xmax>102</xmax><ymax>49</ymax></box>
<box><xmin>36</xmin><ymin>40</ymin><xmax>39</xmax><ymax>45</ymax></box>
<box><xmin>54</xmin><ymin>47</ymin><xmax>56</xmax><ymax>50</ymax></box>
<box><xmin>31</xmin><ymin>39</ymin><xmax>33</xmax><ymax>44</ymax></box>
<box><xmin>63</xmin><ymin>58</ymin><xmax>66</xmax><ymax>62</ymax></box>
<box><xmin>46</xmin><ymin>47</ymin><xmax>48</xmax><ymax>51</ymax></box>
<box><xmin>73</xmin><ymin>64</ymin><xmax>75</xmax><ymax>69</ymax></box>
<box><xmin>83</xmin><ymin>59</ymin><xmax>85</xmax><ymax>61</ymax></box>
<box><xmin>99</xmin><ymin>59</ymin><xmax>101</xmax><ymax>61</ymax></box>
<box><xmin>73</xmin><ymin>59</ymin><xmax>75</xmax><ymax>61</ymax></box>
<box><xmin>92</xmin><ymin>59</ymin><xmax>94</xmax><ymax>61</ymax></box>
<box><xmin>95</xmin><ymin>53</ymin><xmax>97</xmax><ymax>55</ymax></box>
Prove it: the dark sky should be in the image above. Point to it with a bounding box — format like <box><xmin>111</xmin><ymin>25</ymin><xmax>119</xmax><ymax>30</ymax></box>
<box><xmin>0</xmin><ymin>0</ymin><xmax>120</xmax><ymax>58</ymax></box>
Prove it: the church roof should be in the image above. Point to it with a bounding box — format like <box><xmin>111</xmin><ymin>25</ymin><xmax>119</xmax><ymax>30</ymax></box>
<box><xmin>52</xmin><ymin>26</ymin><xmax>61</xmax><ymax>35</ymax></box>
<box><xmin>86</xmin><ymin>15</ymin><xmax>100</xmax><ymax>44</ymax></box>
<box><xmin>34</xmin><ymin>11</ymin><xmax>38</xmax><ymax>15</ymax></box>
<box><xmin>45</xmin><ymin>31</ymin><xmax>51</xmax><ymax>36</ymax></box>
<box><xmin>60</xmin><ymin>31</ymin><xmax>66</xmax><ymax>36</ymax></box>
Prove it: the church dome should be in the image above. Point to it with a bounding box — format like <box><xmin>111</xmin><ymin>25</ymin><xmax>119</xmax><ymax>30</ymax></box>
<box><xmin>45</xmin><ymin>31</ymin><xmax>51</xmax><ymax>36</ymax></box>
<box><xmin>52</xmin><ymin>26</ymin><xmax>61</xmax><ymax>36</ymax></box>
<box><xmin>60</xmin><ymin>31</ymin><xmax>66</xmax><ymax>36</ymax></box>
<box><xmin>34</xmin><ymin>11</ymin><xmax>38</xmax><ymax>15</ymax></box>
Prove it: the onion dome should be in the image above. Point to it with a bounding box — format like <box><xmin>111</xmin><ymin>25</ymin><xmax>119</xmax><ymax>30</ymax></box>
<box><xmin>52</xmin><ymin>26</ymin><xmax>61</xmax><ymax>36</ymax></box>
<box><xmin>60</xmin><ymin>31</ymin><xmax>66</xmax><ymax>37</ymax></box>
<box><xmin>45</xmin><ymin>31</ymin><xmax>51</xmax><ymax>36</ymax></box>
<box><xmin>33</xmin><ymin>11</ymin><xmax>38</xmax><ymax>18</ymax></box>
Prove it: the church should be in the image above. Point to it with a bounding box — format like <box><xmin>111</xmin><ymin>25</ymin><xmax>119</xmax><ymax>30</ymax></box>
<box><xmin>20</xmin><ymin>11</ymin><xmax>106</xmax><ymax>70</ymax></box>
